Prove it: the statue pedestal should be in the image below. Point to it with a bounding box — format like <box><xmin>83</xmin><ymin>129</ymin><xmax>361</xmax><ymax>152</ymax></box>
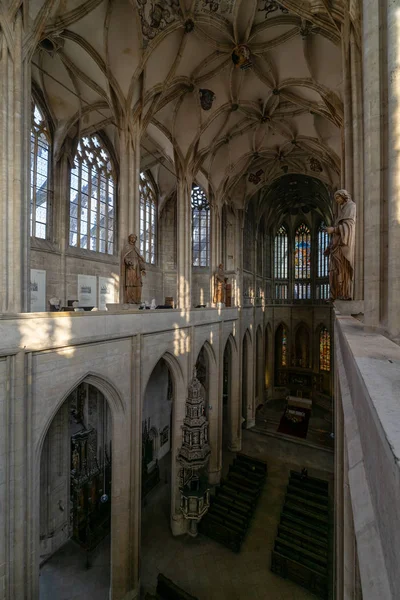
<box><xmin>333</xmin><ymin>300</ymin><xmax>364</xmax><ymax>316</ymax></box>
<box><xmin>106</xmin><ymin>303</ymin><xmax>141</xmax><ymax>312</ymax></box>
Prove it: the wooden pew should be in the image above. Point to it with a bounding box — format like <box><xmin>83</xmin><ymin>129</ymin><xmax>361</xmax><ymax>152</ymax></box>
<box><xmin>271</xmin><ymin>550</ymin><xmax>328</xmax><ymax>599</ymax></box>
<box><xmin>199</xmin><ymin>514</ymin><xmax>243</xmax><ymax>552</ymax></box>
<box><xmin>215</xmin><ymin>489</ymin><xmax>252</xmax><ymax>513</ymax></box>
<box><xmin>285</xmin><ymin>492</ymin><xmax>329</xmax><ymax>514</ymax></box>
<box><xmin>287</xmin><ymin>483</ymin><xmax>329</xmax><ymax>505</ymax></box>
<box><xmin>278</xmin><ymin>526</ymin><xmax>328</xmax><ymax>558</ymax></box>
<box><xmin>284</xmin><ymin>500</ymin><xmax>329</xmax><ymax>525</ymax></box>
<box><xmin>280</xmin><ymin>515</ymin><xmax>329</xmax><ymax>545</ymax></box>
<box><xmin>212</xmin><ymin>495</ymin><xmax>252</xmax><ymax>520</ymax></box>
<box><xmin>289</xmin><ymin>470</ymin><xmax>328</xmax><ymax>493</ymax></box>
<box><xmin>222</xmin><ymin>480</ymin><xmax>258</xmax><ymax>505</ymax></box>
<box><xmin>228</xmin><ymin>470</ymin><xmax>263</xmax><ymax>492</ymax></box>
<box><xmin>231</xmin><ymin>462</ymin><xmax>266</xmax><ymax>484</ymax></box>
<box><xmin>274</xmin><ymin>537</ymin><xmax>328</xmax><ymax>571</ymax></box>
<box><xmin>236</xmin><ymin>454</ymin><xmax>267</xmax><ymax>475</ymax></box>
<box><xmin>156</xmin><ymin>574</ymin><xmax>199</xmax><ymax>600</ymax></box>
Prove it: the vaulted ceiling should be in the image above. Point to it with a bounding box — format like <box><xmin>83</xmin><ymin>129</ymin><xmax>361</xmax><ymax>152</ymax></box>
<box><xmin>30</xmin><ymin>0</ymin><xmax>345</xmax><ymax>209</ymax></box>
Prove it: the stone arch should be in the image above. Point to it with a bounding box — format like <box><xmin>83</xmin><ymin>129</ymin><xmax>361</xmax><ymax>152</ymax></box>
<box><xmin>142</xmin><ymin>352</ymin><xmax>186</xmax><ymax>536</ymax></box>
<box><xmin>35</xmin><ymin>373</ymin><xmax>134</xmax><ymax>600</ymax></box>
<box><xmin>242</xmin><ymin>329</ymin><xmax>254</xmax><ymax>428</ymax></box>
<box><xmin>293</xmin><ymin>322</ymin><xmax>311</xmax><ymax>369</ymax></box>
<box><xmin>37</xmin><ymin>371</ymin><xmax>125</xmax><ymax>463</ymax></box>
<box><xmin>223</xmin><ymin>333</ymin><xmax>241</xmax><ymax>452</ymax></box>
<box><xmin>256</xmin><ymin>325</ymin><xmax>264</xmax><ymax>407</ymax></box>
<box><xmin>265</xmin><ymin>322</ymin><xmax>273</xmax><ymax>399</ymax></box>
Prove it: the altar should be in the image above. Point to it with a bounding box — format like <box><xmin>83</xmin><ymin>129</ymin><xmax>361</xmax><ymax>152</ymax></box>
<box><xmin>286</xmin><ymin>395</ymin><xmax>312</xmax><ymax>410</ymax></box>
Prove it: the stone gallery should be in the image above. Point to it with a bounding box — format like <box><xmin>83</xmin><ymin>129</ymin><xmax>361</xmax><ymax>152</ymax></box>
<box><xmin>0</xmin><ymin>1</ymin><xmax>398</xmax><ymax>599</ymax></box>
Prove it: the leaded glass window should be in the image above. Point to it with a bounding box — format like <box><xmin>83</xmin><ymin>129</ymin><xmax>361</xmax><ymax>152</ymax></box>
<box><xmin>139</xmin><ymin>172</ymin><xmax>157</xmax><ymax>264</ymax></box>
<box><xmin>192</xmin><ymin>184</ymin><xmax>210</xmax><ymax>267</ymax></box>
<box><xmin>294</xmin><ymin>223</ymin><xmax>311</xmax><ymax>280</ymax></box>
<box><xmin>31</xmin><ymin>104</ymin><xmax>50</xmax><ymax>239</ymax></box>
<box><xmin>319</xmin><ymin>327</ymin><xmax>331</xmax><ymax>371</ymax></box>
<box><xmin>69</xmin><ymin>135</ymin><xmax>115</xmax><ymax>254</ymax></box>
<box><xmin>318</xmin><ymin>223</ymin><xmax>329</xmax><ymax>278</ymax></box>
<box><xmin>281</xmin><ymin>326</ymin><xmax>288</xmax><ymax>367</ymax></box>
<box><xmin>274</xmin><ymin>226</ymin><xmax>288</xmax><ymax>279</ymax></box>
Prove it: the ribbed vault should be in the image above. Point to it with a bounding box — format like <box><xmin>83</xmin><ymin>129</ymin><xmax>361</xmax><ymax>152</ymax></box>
<box><xmin>27</xmin><ymin>0</ymin><xmax>348</xmax><ymax>208</ymax></box>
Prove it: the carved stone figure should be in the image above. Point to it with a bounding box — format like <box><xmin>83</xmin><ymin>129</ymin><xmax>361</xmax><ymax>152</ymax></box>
<box><xmin>213</xmin><ymin>263</ymin><xmax>227</xmax><ymax>304</ymax></box>
<box><xmin>324</xmin><ymin>190</ymin><xmax>356</xmax><ymax>301</ymax></box>
<box><xmin>122</xmin><ymin>233</ymin><xmax>146</xmax><ymax>304</ymax></box>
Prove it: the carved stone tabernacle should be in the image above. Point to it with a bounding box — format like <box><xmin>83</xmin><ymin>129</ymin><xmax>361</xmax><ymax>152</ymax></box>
<box><xmin>177</xmin><ymin>368</ymin><xmax>211</xmax><ymax>536</ymax></box>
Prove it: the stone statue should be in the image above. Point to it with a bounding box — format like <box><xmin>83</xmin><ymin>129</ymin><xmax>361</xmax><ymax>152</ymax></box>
<box><xmin>122</xmin><ymin>233</ymin><xmax>146</xmax><ymax>304</ymax></box>
<box><xmin>324</xmin><ymin>189</ymin><xmax>356</xmax><ymax>301</ymax></box>
<box><xmin>213</xmin><ymin>263</ymin><xmax>227</xmax><ymax>304</ymax></box>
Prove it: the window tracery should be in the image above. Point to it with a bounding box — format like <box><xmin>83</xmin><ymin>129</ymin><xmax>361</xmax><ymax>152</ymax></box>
<box><xmin>139</xmin><ymin>172</ymin><xmax>157</xmax><ymax>264</ymax></box>
<box><xmin>192</xmin><ymin>184</ymin><xmax>210</xmax><ymax>267</ymax></box>
<box><xmin>274</xmin><ymin>226</ymin><xmax>288</xmax><ymax>299</ymax></box>
<box><xmin>317</xmin><ymin>222</ymin><xmax>330</xmax><ymax>300</ymax></box>
<box><xmin>31</xmin><ymin>104</ymin><xmax>50</xmax><ymax>239</ymax></box>
<box><xmin>69</xmin><ymin>135</ymin><xmax>115</xmax><ymax>254</ymax></box>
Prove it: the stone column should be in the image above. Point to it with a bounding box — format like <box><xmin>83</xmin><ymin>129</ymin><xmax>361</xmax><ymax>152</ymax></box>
<box><xmin>362</xmin><ymin>0</ymin><xmax>383</xmax><ymax>327</ymax></box>
<box><xmin>350</xmin><ymin>30</ymin><xmax>365</xmax><ymax>301</ymax></box>
<box><xmin>0</xmin><ymin>10</ymin><xmax>31</xmax><ymax>313</ymax></box>
<box><xmin>387</xmin><ymin>0</ymin><xmax>400</xmax><ymax>339</ymax></box>
<box><xmin>176</xmin><ymin>177</ymin><xmax>192</xmax><ymax>310</ymax></box>
<box><xmin>118</xmin><ymin>125</ymin><xmax>141</xmax><ymax>302</ymax></box>
<box><xmin>228</xmin><ymin>338</ymin><xmax>241</xmax><ymax>451</ymax></box>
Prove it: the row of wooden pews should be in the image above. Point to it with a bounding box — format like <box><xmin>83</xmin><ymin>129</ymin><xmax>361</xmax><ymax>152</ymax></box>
<box><xmin>271</xmin><ymin>470</ymin><xmax>330</xmax><ymax>599</ymax></box>
<box><xmin>199</xmin><ymin>453</ymin><xmax>267</xmax><ymax>552</ymax></box>
<box><xmin>145</xmin><ymin>574</ymin><xmax>199</xmax><ymax>600</ymax></box>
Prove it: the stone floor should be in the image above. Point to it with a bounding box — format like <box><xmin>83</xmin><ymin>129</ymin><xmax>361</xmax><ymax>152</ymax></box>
<box><xmin>140</xmin><ymin>450</ymin><xmax>326</xmax><ymax>600</ymax></box>
<box><xmin>255</xmin><ymin>398</ymin><xmax>334</xmax><ymax>450</ymax></box>
<box><xmin>39</xmin><ymin>535</ymin><xmax>110</xmax><ymax>599</ymax></box>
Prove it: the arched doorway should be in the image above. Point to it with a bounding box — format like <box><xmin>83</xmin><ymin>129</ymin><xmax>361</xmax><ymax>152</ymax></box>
<box><xmin>294</xmin><ymin>322</ymin><xmax>311</xmax><ymax>368</ymax></box>
<box><xmin>39</xmin><ymin>383</ymin><xmax>112</xmax><ymax>598</ymax></box>
<box><xmin>142</xmin><ymin>359</ymin><xmax>173</xmax><ymax>503</ymax></box>
<box><xmin>242</xmin><ymin>331</ymin><xmax>252</xmax><ymax>428</ymax></box>
<box><xmin>256</xmin><ymin>326</ymin><xmax>263</xmax><ymax>408</ymax></box>
<box><xmin>223</xmin><ymin>338</ymin><xmax>231</xmax><ymax>449</ymax></box>
<box><xmin>265</xmin><ymin>323</ymin><xmax>272</xmax><ymax>400</ymax></box>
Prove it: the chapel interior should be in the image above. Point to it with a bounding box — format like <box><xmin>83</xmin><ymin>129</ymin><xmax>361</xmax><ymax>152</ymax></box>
<box><xmin>1</xmin><ymin>1</ymin><xmax>399</xmax><ymax>599</ymax></box>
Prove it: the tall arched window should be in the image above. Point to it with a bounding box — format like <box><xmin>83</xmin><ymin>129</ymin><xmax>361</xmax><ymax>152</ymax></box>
<box><xmin>31</xmin><ymin>103</ymin><xmax>50</xmax><ymax>239</ymax></box>
<box><xmin>192</xmin><ymin>184</ymin><xmax>210</xmax><ymax>267</ymax></box>
<box><xmin>69</xmin><ymin>135</ymin><xmax>115</xmax><ymax>254</ymax></box>
<box><xmin>275</xmin><ymin>324</ymin><xmax>288</xmax><ymax>368</ymax></box>
<box><xmin>139</xmin><ymin>172</ymin><xmax>157</xmax><ymax>264</ymax></box>
<box><xmin>319</xmin><ymin>327</ymin><xmax>331</xmax><ymax>371</ymax></box>
<box><xmin>317</xmin><ymin>222</ymin><xmax>330</xmax><ymax>300</ymax></box>
<box><xmin>274</xmin><ymin>225</ymin><xmax>288</xmax><ymax>299</ymax></box>
<box><xmin>294</xmin><ymin>223</ymin><xmax>311</xmax><ymax>299</ymax></box>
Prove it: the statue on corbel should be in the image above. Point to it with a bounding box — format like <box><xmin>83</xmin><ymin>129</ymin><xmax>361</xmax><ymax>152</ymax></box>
<box><xmin>324</xmin><ymin>190</ymin><xmax>356</xmax><ymax>301</ymax></box>
<box><xmin>213</xmin><ymin>263</ymin><xmax>228</xmax><ymax>305</ymax></box>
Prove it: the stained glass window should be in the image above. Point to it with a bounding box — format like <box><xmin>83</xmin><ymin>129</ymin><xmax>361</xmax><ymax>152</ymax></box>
<box><xmin>294</xmin><ymin>282</ymin><xmax>311</xmax><ymax>300</ymax></box>
<box><xmin>69</xmin><ymin>134</ymin><xmax>115</xmax><ymax>254</ymax></box>
<box><xmin>192</xmin><ymin>184</ymin><xmax>210</xmax><ymax>267</ymax></box>
<box><xmin>31</xmin><ymin>104</ymin><xmax>50</xmax><ymax>239</ymax></box>
<box><xmin>295</xmin><ymin>223</ymin><xmax>311</xmax><ymax>280</ymax></box>
<box><xmin>319</xmin><ymin>327</ymin><xmax>331</xmax><ymax>371</ymax></box>
<box><xmin>318</xmin><ymin>223</ymin><xmax>329</xmax><ymax>277</ymax></box>
<box><xmin>140</xmin><ymin>172</ymin><xmax>157</xmax><ymax>264</ymax></box>
<box><xmin>281</xmin><ymin>326</ymin><xmax>288</xmax><ymax>367</ymax></box>
<box><xmin>274</xmin><ymin>225</ymin><xmax>288</xmax><ymax>279</ymax></box>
